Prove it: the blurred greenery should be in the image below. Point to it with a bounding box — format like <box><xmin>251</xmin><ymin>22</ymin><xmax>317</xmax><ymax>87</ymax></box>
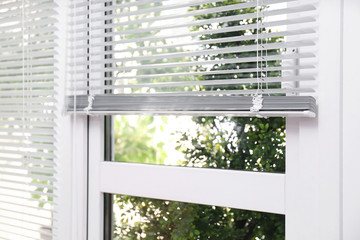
<box><xmin>113</xmin><ymin>0</ymin><xmax>285</xmax><ymax>239</ymax></box>
<box><xmin>114</xmin><ymin>116</ymin><xmax>167</xmax><ymax>164</ymax></box>
<box><xmin>180</xmin><ymin>116</ymin><xmax>285</xmax><ymax>172</ymax></box>
<box><xmin>114</xmin><ymin>193</ymin><xmax>284</xmax><ymax>240</ymax></box>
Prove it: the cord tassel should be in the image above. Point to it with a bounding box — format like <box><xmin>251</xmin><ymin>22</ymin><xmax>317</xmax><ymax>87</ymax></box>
<box><xmin>84</xmin><ymin>94</ymin><xmax>95</xmax><ymax>115</ymax></box>
<box><xmin>250</xmin><ymin>94</ymin><xmax>263</xmax><ymax>112</ymax></box>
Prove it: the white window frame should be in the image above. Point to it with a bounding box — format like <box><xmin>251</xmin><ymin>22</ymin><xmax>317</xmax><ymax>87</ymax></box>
<box><xmin>89</xmin><ymin>116</ymin><xmax>287</xmax><ymax>240</ymax></box>
<box><xmin>54</xmin><ymin>0</ymin><xmax>360</xmax><ymax>239</ymax></box>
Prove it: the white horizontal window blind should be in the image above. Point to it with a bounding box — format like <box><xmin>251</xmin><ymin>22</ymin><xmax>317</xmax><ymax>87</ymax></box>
<box><xmin>0</xmin><ymin>0</ymin><xmax>57</xmax><ymax>239</ymax></box>
<box><xmin>68</xmin><ymin>0</ymin><xmax>317</xmax><ymax>117</ymax></box>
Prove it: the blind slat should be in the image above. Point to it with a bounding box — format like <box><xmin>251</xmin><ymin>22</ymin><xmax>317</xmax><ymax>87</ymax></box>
<box><xmin>76</xmin><ymin>16</ymin><xmax>316</xmax><ymax>44</ymax></box>
<box><xmin>79</xmin><ymin>57</ymin><xmax>314</xmax><ymax>82</ymax></box>
<box><xmin>88</xmin><ymin>5</ymin><xmax>316</xmax><ymax>35</ymax></box>
<box><xmin>0</xmin><ymin>170</ymin><xmax>55</xmax><ymax>182</ymax></box>
<box><xmin>0</xmin><ymin>185</ymin><xmax>55</xmax><ymax>198</ymax></box>
<box><xmin>90</xmin><ymin>0</ymin><xmax>293</xmax><ymax>26</ymax></box>
<box><xmin>88</xmin><ymin>29</ymin><xmax>314</xmax><ymax>56</ymax></box>
<box><xmin>79</xmin><ymin>43</ymin><xmax>315</xmax><ymax>72</ymax></box>
<box><xmin>89</xmin><ymin>35</ymin><xmax>314</xmax><ymax>64</ymax></box>
<box><xmin>74</xmin><ymin>75</ymin><xmax>315</xmax><ymax>92</ymax></box>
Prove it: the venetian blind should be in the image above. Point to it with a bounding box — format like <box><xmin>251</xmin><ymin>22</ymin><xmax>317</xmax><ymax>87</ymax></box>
<box><xmin>68</xmin><ymin>0</ymin><xmax>317</xmax><ymax>117</ymax></box>
<box><xmin>0</xmin><ymin>0</ymin><xmax>57</xmax><ymax>239</ymax></box>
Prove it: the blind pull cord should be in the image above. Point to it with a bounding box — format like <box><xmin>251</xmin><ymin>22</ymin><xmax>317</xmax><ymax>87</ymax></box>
<box><xmin>251</xmin><ymin>0</ymin><xmax>264</xmax><ymax>113</ymax></box>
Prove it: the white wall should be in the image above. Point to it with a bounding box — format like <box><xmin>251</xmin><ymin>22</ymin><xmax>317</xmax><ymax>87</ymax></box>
<box><xmin>343</xmin><ymin>0</ymin><xmax>360</xmax><ymax>239</ymax></box>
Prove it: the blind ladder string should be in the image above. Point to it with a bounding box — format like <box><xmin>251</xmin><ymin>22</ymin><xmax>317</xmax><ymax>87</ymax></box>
<box><xmin>21</xmin><ymin>0</ymin><xmax>28</xmax><ymax>234</ymax></box>
<box><xmin>262</xmin><ymin>0</ymin><xmax>270</xmax><ymax>95</ymax></box>
<box><xmin>256</xmin><ymin>0</ymin><xmax>260</xmax><ymax>93</ymax></box>
<box><xmin>259</xmin><ymin>0</ymin><xmax>263</xmax><ymax>92</ymax></box>
<box><xmin>84</xmin><ymin>1</ymin><xmax>94</xmax><ymax>114</ymax></box>
<box><xmin>71</xmin><ymin>1</ymin><xmax>79</xmax><ymax>239</ymax></box>
<box><xmin>25</xmin><ymin>0</ymin><xmax>32</xmax><ymax>230</ymax></box>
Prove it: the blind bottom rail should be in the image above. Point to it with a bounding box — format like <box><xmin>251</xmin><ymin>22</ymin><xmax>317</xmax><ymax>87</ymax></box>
<box><xmin>67</xmin><ymin>95</ymin><xmax>316</xmax><ymax>117</ymax></box>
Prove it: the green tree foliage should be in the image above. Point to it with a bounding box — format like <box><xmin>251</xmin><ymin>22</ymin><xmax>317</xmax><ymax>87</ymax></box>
<box><xmin>179</xmin><ymin>116</ymin><xmax>285</xmax><ymax>172</ymax></box>
<box><xmin>114</xmin><ymin>116</ymin><xmax>167</xmax><ymax>164</ymax></box>
<box><xmin>114</xmin><ymin>193</ymin><xmax>284</xmax><ymax>240</ymax></box>
<box><xmin>114</xmin><ymin>0</ymin><xmax>285</xmax><ymax>239</ymax></box>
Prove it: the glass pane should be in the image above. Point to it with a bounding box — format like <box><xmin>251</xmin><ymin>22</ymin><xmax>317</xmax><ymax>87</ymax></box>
<box><xmin>112</xmin><ymin>194</ymin><xmax>285</xmax><ymax>240</ymax></box>
<box><xmin>114</xmin><ymin>115</ymin><xmax>285</xmax><ymax>173</ymax></box>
